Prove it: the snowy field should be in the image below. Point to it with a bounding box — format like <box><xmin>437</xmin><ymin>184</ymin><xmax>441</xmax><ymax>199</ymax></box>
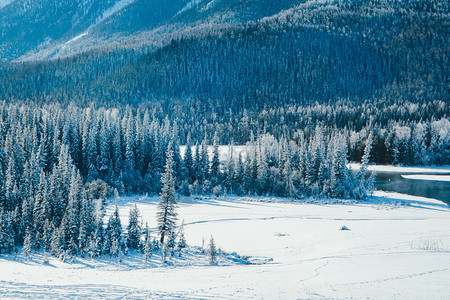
<box><xmin>1</xmin><ymin>191</ymin><xmax>450</xmax><ymax>299</ymax></box>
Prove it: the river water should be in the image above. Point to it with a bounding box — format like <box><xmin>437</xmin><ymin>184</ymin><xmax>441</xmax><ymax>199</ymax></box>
<box><xmin>369</xmin><ymin>171</ymin><xmax>450</xmax><ymax>205</ymax></box>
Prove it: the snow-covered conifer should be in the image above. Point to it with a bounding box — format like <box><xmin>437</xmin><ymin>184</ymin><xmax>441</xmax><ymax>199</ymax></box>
<box><xmin>127</xmin><ymin>204</ymin><xmax>142</xmax><ymax>250</ymax></box>
<box><xmin>143</xmin><ymin>224</ymin><xmax>152</xmax><ymax>261</ymax></box>
<box><xmin>208</xmin><ymin>236</ymin><xmax>218</xmax><ymax>265</ymax></box>
<box><xmin>157</xmin><ymin>143</ymin><xmax>178</xmax><ymax>245</ymax></box>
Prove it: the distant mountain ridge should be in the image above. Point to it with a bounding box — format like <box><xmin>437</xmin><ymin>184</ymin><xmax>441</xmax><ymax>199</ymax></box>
<box><xmin>1</xmin><ymin>0</ymin><xmax>307</xmax><ymax>61</ymax></box>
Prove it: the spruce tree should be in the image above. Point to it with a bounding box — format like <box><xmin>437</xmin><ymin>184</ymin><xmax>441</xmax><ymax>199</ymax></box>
<box><xmin>256</xmin><ymin>142</ymin><xmax>268</xmax><ymax>195</ymax></box>
<box><xmin>23</xmin><ymin>228</ymin><xmax>39</xmax><ymax>256</ymax></box>
<box><xmin>42</xmin><ymin>219</ymin><xmax>53</xmax><ymax>252</ymax></box>
<box><xmin>143</xmin><ymin>224</ymin><xmax>152</xmax><ymax>262</ymax></box>
<box><xmin>65</xmin><ymin>169</ymin><xmax>84</xmax><ymax>255</ymax></box>
<box><xmin>356</xmin><ymin>133</ymin><xmax>373</xmax><ymax>200</ymax></box>
<box><xmin>106</xmin><ymin>205</ymin><xmax>122</xmax><ymax>257</ymax></box>
<box><xmin>0</xmin><ymin>211</ymin><xmax>15</xmax><ymax>254</ymax></box>
<box><xmin>210</xmin><ymin>133</ymin><xmax>220</xmax><ymax>183</ymax></box>
<box><xmin>90</xmin><ymin>218</ymin><xmax>104</xmax><ymax>258</ymax></box>
<box><xmin>330</xmin><ymin>135</ymin><xmax>349</xmax><ymax>198</ymax></box>
<box><xmin>177</xmin><ymin>224</ymin><xmax>187</xmax><ymax>256</ymax></box>
<box><xmin>184</xmin><ymin>137</ymin><xmax>194</xmax><ymax>184</ymax></box>
<box><xmin>126</xmin><ymin>204</ymin><xmax>142</xmax><ymax>251</ymax></box>
<box><xmin>157</xmin><ymin>143</ymin><xmax>178</xmax><ymax>245</ymax></box>
<box><xmin>208</xmin><ymin>236</ymin><xmax>218</xmax><ymax>265</ymax></box>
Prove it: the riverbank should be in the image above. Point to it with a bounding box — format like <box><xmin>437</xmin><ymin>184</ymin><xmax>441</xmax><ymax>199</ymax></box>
<box><xmin>348</xmin><ymin>164</ymin><xmax>450</xmax><ymax>205</ymax></box>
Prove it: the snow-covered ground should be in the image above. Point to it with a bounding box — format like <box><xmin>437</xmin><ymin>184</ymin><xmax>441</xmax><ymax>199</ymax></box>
<box><xmin>1</xmin><ymin>192</ymin><xmax>450</xmax><ymax>298</ymax></box>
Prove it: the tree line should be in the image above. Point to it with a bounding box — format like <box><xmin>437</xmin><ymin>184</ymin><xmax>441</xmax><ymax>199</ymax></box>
<box><xmin>0</xmin><ymin>102</ymin><xmax>380</xmax><ymax>256</ymax></box>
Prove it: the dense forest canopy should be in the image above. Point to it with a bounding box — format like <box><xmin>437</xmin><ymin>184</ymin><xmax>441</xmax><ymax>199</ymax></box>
<box><xmin>1</xmin><ymin>0</ymin><xmax>448</xmax><ymax>107</ymax></box>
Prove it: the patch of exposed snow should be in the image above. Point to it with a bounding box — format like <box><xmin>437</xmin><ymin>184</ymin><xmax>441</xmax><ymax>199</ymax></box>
<box><xmin>176</xmin><ymin>0</ymin><xmax>203</xmax><ymax>16</ymax></box>
<box><xmin>348</xmin><ymin>163</ymin><xmax>450</xmax><ymax>174</ymax></box>
<box><xmin>63</xmin><ymin>32</ymin><xmax>88</xmax><ymax>47</ymax></box>
<box><xmin>93</xmin><ymin>0</ymin><xmax>136</xmax><ymax>28</ymax></box>
<box><xmin>0</xmin><ymin>0</ymin><xmax>13</xmax><ymax>9</ymax></box>
<box><xmin>401</xmin><ymin>175</ymin><xmax>450</xmax><ymax>182</ymax></box>
<box><xmin>203</xmin><ymin>0</ymin><xmax>218</xmax><ymax>11</ymax></box>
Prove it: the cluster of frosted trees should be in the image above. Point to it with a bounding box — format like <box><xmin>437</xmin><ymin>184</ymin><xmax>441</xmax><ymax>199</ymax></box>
<box><xmin>0</xmin><ymin>102</ymin><xmax>377</xmax><ymax>256</ymax></box>
<box><xmin>0</xmin><ymin>138</ymin><xmax>185</xmax><ymax>260</ymax></box>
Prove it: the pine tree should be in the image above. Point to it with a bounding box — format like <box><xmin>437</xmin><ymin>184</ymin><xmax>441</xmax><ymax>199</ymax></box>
<box><xmin>143</xmin><ymin>224</ymin><xmax>152</xmax><ymax>262</ymax></box>
<box><xmin>42</xmin><ymin>219</ymin><xmax>53</xmax><ymax>252</ymax></box>
<box><xmin>184</xmin><ymin>137</ymin><xmax>194</xmax><ymax>184</ymax></box>
<box><xmin>282</xmin><ymin>145</ymin><xmax>296</xmax><ymax>197</ymax></box>
<box><xmin>65</xmin><ymin>169</ymin><xmax>84</xmax><ymax>255</ymax></box>
<box><xmin>90</xmin><ymin>218</ymin><xmax>104</xmax><ymax>258</ymax></box>
<box><xmin>200</xmin><ymin>138</ymin><xmax>209</xmax><ymax>182</ymax></box>
<box><xmin>4</xmin><ymin>156</ymin><xmax>19</xmax><ymax>211</ymax></box>
<box><xmin>0</xmin><ymin>147</ymin><xmax>6</xmax><ymax>210</ymax></box>
<box><xmin>79</xmin><ymin>197</ymin><xmax>95</xmax><ymax>256</ymax></box>
<box><xmin>208</xmin><ymin>236</ymin><xmax>217</xmax><ymax>265</ymax></box>
<box><xmin>126</xmin><ymin>204</ymin><xmax>142</xmax><ymax>251</ymax></box>
<box><xmin>23</xmin><ymin>230</ymin><xmax>33</xmax><ymax>256</ymax></box>
<box><xmin>193</xmin><ymin>144</ymin><xmax>201</xmax><ymax>183</ymax></box>
<box><xmin>256</xmin><ymin>142</ymin><xmax>269</xmax><ymax>195</ymax></box>
<box><xmin>177</xmin><ymin>224</ymin><xmax>187</xmax><ymax>257</ymax></box>
<box><xmin>33</xmin><ymin>171</ymin><xmax>47</xmax><ymax>227</ymax></box>
<box><xmin>330</xmin><ymin>135</ymin><xmax>349</xmax><ymax>198</ymax></box>
<box><xmin>157</xmin><ymin>143</ymin><xmax>178</xmax><ymax>245</ymax></box>
<box><xmin>210</xmin><ymin>132</ymin><xmax>220</xmax><ymax>183</ymax></box>
<box><xmin>50</xmin><ymin>226</ymin><xmax>67</xmax><ymax>257</ymax></box>
<box><xmin>167</xmin><ymin>231</ymin><xmax>177</xmax><ymax>256</ymax></box>
<box><xmin>105</xmin><ymin>205</ymin><xmax>122</xmax><ymax>257</ymax></box>
<box><xmin>0</xmin><ymin>211</ymin><xmax>15</xmax><ymax>254</ymax></box>
<box><xmin>99</xmin><ymin>122</ymin><xmax>112</xmax><ymax>179</ymax></box>
<box><xmin>356</xmin><ymin>133</ymin><xmax>373</xmax><ymax>200</ymax></box>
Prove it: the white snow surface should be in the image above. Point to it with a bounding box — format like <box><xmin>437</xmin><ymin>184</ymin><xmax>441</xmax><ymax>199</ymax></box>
<box><xmin>176</xmin><ymin>0</ymin><xmax>203</xmax><ymax>16</ymax></box>
<box><xmin>62</xmin><ymin>0</ymin><xmax>136</xmax><ymax>49</ymax></box>
<box><xmin>63</xmin><ymin>32</ymin><xmax>89</xmax><ymax>46</ymax></box>
<box><xmin>348</xmin><ymin>163</ymin><xmax>450</xmax><ymax>174</ymax></box>
<box><xmin>93</xmin><ymin>0</ymin><xmax>136</xmax><ymax>28</ymax></box>
<box><xmin>401</xmin><ymin>174</ymin><xmax>450</xmax><ymax>182</ymax></box>
<box><xmin>1</xmin><ymin>192</ymin><xmax>450</xmax><ymax>298</ymax></box>
<box><xmin>0</xmin><ymin>0</ymin><xmax>13</xmax><ymax>9</ymax></box>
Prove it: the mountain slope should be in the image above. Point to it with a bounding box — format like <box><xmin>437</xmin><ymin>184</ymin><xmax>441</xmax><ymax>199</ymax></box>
<box><xmin>1</xmin><ymin>0</ymin><xmax>308</xmax><ymax>61</ymax></box>
<box><xmin>0</xmin><ymin>0</ymin><xmax>125</xmax><ymax>60</ymax></box>
<box><xmin>0</xmin><ymin>0</ymin><xmax>447</xmax><ymax>109</ymax></box>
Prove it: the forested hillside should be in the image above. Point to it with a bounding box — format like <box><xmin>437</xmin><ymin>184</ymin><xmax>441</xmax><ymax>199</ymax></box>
<box><xmin>2</xmin><ymin>0</ymin><xmax>447</xmax><ymax>106</ymax></box>
<box><xmin>0</xmin><ymin>0</ymin><xmax>305</xmax><ymax>60</ymax></box>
